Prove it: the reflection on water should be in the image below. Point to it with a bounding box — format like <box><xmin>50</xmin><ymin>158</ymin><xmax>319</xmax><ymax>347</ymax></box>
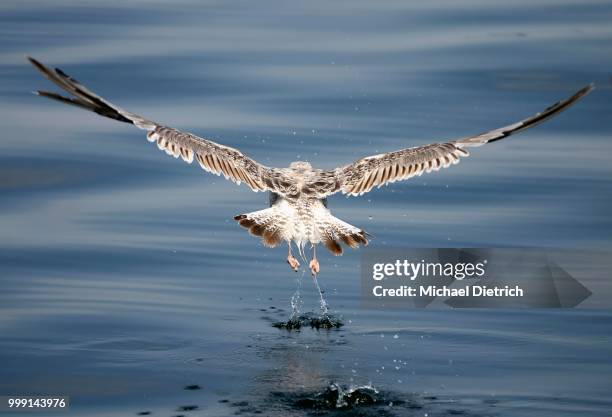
<box><xmin>1</xmin><ymin>0</ymin><xmax>612</xmax><ymax>416</ymax></box>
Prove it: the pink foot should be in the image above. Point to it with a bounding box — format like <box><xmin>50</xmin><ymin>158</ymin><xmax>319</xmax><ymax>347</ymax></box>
<box><xmin>287</xmin><ymin>255</ymin><xmax>300</xmax><ymax>271</ymax></box>
<box><xmin>309</xmin><ymin>259</ymin><xmax>320</xmax><ymax>276</ymax></box>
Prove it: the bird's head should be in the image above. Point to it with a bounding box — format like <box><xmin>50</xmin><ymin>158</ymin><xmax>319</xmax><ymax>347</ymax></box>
<box><xmin>289</xmin><ymin>161</ymin><xmax>312</xmax><ymax>171</ymax></box>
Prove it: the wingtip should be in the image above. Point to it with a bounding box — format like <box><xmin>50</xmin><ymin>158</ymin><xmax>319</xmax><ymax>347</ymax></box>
<box><xmin>26</xmin><ymin>55</ymin><xmax>39</xmax><ymax>65</ymax></box>
<box><xmin>580</xmin><ymin>83</ymin><xmax>595</xmax><ymax>95</ymax></box>
<box><xmin>26</xmin><ymin>55</ymin><xmax>47</xmax><ymax>73</ymax></box>
<box><xmin>564</xmin><ymin>83</ymin><xmax>595</xmax><ymax>105</ymax></box>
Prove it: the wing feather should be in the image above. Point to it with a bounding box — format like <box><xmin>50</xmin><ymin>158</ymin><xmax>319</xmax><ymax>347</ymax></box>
<box><xmin>27</xmin><ymin>57</ymin><xmax>287</xmax><ymax>194</ymax></box>
<box><xmin>320</xmin><ymin>85</ymin><xmax>593</xmax><ymax>197</ymax></box>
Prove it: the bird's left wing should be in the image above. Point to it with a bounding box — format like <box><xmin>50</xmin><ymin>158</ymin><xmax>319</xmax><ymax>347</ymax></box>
<box><xmin>314</xmin><ymin>85</ymin><xmax>593</xmax><ymax>197</ymax></box>
<box><xmin>27</xmin><ymin>57</ymin><xmax>289</xmax><ymax>193</ymax></box>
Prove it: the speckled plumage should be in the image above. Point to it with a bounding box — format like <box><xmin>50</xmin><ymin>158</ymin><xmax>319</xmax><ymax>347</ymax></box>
<box><xmin>28</xmin><ymin>56</ymin><xmax>593</xmax><ymax>261</ymax></box>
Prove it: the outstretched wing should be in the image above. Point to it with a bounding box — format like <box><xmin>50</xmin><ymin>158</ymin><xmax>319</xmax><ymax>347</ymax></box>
<box><xmin>316</xmin><ymin>85</ymin><xmax>593</xmax><ymax>197</ymax></box>
<box><xmin>28</xmin><ymin>57</ymin><xmax>289</xmax><ymax>193</ymax></box>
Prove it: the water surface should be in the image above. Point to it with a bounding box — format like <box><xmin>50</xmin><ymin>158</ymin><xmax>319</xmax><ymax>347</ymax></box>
<box><xmin>1</xmin><ymin>1</ymin><xmax>611</xmax><ymax>416</ymax></box>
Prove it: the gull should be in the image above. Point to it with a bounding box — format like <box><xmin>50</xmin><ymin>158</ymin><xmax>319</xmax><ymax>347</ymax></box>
<box><xmin>28</xmin><ymin>57</ymin><xmax>593</xmax><ymax>275</ymax></box>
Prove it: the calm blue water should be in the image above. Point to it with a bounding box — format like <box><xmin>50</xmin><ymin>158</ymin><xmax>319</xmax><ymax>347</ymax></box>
<box><xmin>1</xmin><ymin>1</ymin><xmax>611</xmax><ymax>416</ymax></box>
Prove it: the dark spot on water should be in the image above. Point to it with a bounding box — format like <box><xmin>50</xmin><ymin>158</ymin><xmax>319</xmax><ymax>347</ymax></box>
<box><xmin>176</xmin><ymin>405</ymin><xmax>198</xmax><ymax>411</ymax></box>
<box><xmin>136</xmin><ymin>412</ymin><xmax>151</xmax><ymax>416</ymax></box>
<box><xmin>483</xmin><ymin>398</ymin><xmax>499</xmax><ymax>405</ymax></box>
<box><xmin>219</xmin><ymin>399</ymin><xmax>230</xmax><ymax>403</ymax></box>
<box><xmin>292</xmin><ymin>383</ymin><xmax>380</xmax><ymax>409</ymax></box>
<box><xmin>184</xmin><ymin>384</ymin><xmax>201</xmax><ymax>390</ymax></box>
<box><xmin>273</xmin><ymin>312</ymin><xmax>343</xmax><ymax>330</ymax></box>
<box><xmin>266</xmin><ymin>382</ymin><xmax>418</xmax><ymax>416</ymax></box>
<box><xmin>221</xmin><ymin>381</ymin><xmax>498</xmax><ymax>417</ymax></box>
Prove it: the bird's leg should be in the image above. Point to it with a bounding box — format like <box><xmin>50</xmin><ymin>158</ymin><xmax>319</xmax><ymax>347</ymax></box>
<box><xmin>309</xmin><ymin>244</ymin><xmax>320</xmax><ymax>276</ymax></box>
<box><xmin>287</xmin><ymin>243</ymin><xmax>300</xmax><ymax>271</ymax></box>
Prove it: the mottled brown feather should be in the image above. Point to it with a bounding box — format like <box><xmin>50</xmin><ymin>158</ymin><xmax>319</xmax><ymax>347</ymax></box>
<box><xmin>323</xmin><ymin>237</ymin><xmax>343</xmax><ymax>256</ymax></box>
<box><xmin>263</xmin><ymin>229</ymin><xmax>281</xmax><ymax>248</ymax></box>
<box><xmin>249</xmin><ymin>224</ymin><xmax>265</xmax><ymax>237</ymax></box>
<box><xmin>340</xmin><ymin>234</ymin><xmax>359</xmax><ymax>248</ymax></box>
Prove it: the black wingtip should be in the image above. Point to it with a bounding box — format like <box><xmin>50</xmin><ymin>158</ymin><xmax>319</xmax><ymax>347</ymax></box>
<box><xmin>562</xmin><ymin>83</ymin><xmax>595</xmax><ymax>109</ymax></box>
<box><xmin>26</xmin><ymin>56</ymin><xmax>43</xmax><ymax>70</ymax></box>
<box><xmin>27</xmin><ymin>56</ymin><xmax>54</xmax><ymax>79</ymax></box>
<box><xmin>579</xmin><ymin>83</ymin><xmax>595</xmax><ymax>96</ymax></box>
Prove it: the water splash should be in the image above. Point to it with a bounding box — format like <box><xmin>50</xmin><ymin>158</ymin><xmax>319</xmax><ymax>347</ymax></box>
<box><xmin>312</xmin><ymin>273</ymin><xmax>329</xmax><ymax>316</ymax></box>
<box><xmin>290</xmin><ymin>382</ymin><xmax>387</xmax><ymax>410</ymax></box>
<box><xmin>273</xmin><ymin>269</ymin><xmax>342</xmax><ymax>330</ymax></box>
<box><xmin>289</xmin><ymin>270</ymin><xmax>305</xmax><ymax>320</ymax></box>
<box><xmin>273</xmin><ymin>311</ymin><xmax>343</xmax><ymax>330</ymax></box>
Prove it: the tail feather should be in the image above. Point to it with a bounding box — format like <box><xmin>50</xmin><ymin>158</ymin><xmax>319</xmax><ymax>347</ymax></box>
<box><xmin>234</xmin><ymin>210</ymin><xmax>282</xmax><ymax>248</ymax></box>
<box><xmin>234</xmin><ymin>206</ymin><xmax>368</xmax><ymax>254</ymax></box>
<box><xmin>322</xmin><ymin>235</ymin><xmax>343</xmax><ymax>255</ymax></box>
<box><xmin>319</xmin><ymin>214</ymin><xmax>368</xmax><ymax>256</ymax></box>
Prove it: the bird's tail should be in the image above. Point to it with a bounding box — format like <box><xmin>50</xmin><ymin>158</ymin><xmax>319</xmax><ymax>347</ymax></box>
<box><xmin>234</xmin><ymin>208</ymin><xmax>283</xmax><ymax>248</ymax></box>
<box><xmin>316</xmin><ymin>213</ymin><xmax>369</xmax><ymax>256</ymax></box>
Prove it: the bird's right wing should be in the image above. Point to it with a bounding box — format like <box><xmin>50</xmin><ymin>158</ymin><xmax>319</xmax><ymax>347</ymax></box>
<box><xmin>313</xmin><ymin>84</ymin><xmax>593</xmax><ymax>197</ymax></box>
<box><xmin>28</xmin><ymin>57</ymin><xmax>293</xmax><ymax>194</ymax></box>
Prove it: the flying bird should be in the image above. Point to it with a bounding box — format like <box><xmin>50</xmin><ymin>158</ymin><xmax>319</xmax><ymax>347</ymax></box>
<box><xmin>28</xmin><ymin>57</ymin><xmax>593</xmax><ymax>275</ymax></box>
